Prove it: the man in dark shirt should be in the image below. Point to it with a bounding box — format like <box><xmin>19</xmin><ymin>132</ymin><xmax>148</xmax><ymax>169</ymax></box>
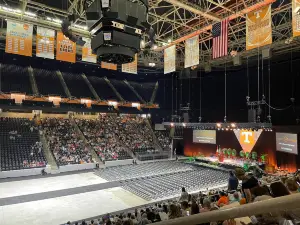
<box><xmin>228</xmin><ymin>171</ymin><xmax>239</xmax><ymax>191</ymax></box>
<box><xmin>235</xmin><ymin>168</ymin><xmax>259</xmax><ymax>203</ymax></box>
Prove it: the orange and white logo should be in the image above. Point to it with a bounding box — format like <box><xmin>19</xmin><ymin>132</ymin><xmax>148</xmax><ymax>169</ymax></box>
<box><xmin>234</xmin><ymin>129</ymin><xmax>262</xmax><ymax>153</ymax></box>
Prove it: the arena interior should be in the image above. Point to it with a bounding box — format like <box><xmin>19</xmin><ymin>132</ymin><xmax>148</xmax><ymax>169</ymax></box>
<box><xmin>0</xmin><ymin>0</ymin><xmax>300</xmax><ymax>225</ymax></box>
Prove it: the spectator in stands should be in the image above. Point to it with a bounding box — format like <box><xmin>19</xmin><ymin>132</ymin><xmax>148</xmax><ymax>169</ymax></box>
<box><xmin>285</xmin><ymin>178</ymin><xmax>299</xmax><ymax>194</ymax></box>
<box><xmin>169</xmin><ymin>204</ymin><xmax>182</xmax><ymax>219</ymax></box>
<box><xmin>228</xmin><ymin>171</ymin><xmax>239</xmax><ymax>191</ymax></box>
<box><xmin>270</xmin><ymin>182</ymin><xmax>291</xmax><ymax>197</ymax></box>
<box><xmin>191</xmin><ymin>201</ymin><xmax>200</xmax><ymax>215</ymax></box>
<box><xmin>179</xmin><ymin>187</ymin><xmax>189</xmax><ymax>202</ymax></box>
<box><xmin>181</xmin><ymin>201</ymin><xmax>191</xmax><ymax>216</ymax></box>
<box><xmin>235</xmin><ymin>168</ymin><xmax>259</xmax><ymax>203</ymax></box>
<box><xmin>217</xmin><ymin>192</ymin><xmax>229</xmax><ymax>206</ymax></box>
<box><xmin>200</xmin><ymin>198</ymin><xmax>211</xmax><ymax>213</ymax></box>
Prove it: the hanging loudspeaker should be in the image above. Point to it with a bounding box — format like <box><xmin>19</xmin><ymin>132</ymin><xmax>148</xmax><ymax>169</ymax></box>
<box><xmin>204</xmin><ymin>63</ymin><xmax>211</xmax><ymax>73</ymax></box>
<box><xmin>262</xmin><ymin>48</ymin><xmax>272</xmax><ymax>59</ymax></box>
<box><xmin>248</xmin><ymin>109</ymin><xmax>256</xmax><ymax>122</ymax></box>
<box><xmin>233</xmin><ymin>55</ymin><xmax>241</xmax><ymax>66</ymax></box>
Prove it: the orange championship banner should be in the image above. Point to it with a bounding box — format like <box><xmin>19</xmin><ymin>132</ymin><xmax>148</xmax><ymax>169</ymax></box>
<box><xmin>36</xmin><ymin>27</ymin><xmax>55</xmax><ymax>59</ymax></box>
<box><xmin>234</xmin><ymin>129</ymin><xmax>262</xmax><ymax>153</ymax></box>
<box><xmin>164</xmin><ymin>45</ymin><xmax>176</xmax><ymax>74</ymax></box>
<box><xmin>246</xmin><ymin>5</ymin><xmax>272</xmax><ymax>50</ymax></box>
<box><xmin>122</xmin><ymin>54</ymin><xmax>137</xmax><ymax>74</ymax></box>
<box><xmin>6</xmin><ymin>21</ymin><xmax>33</xmax><ymax>57</ymax></box>
<box><xmin>293</xmin><ymin>0</ymin><xmax>300</xmax><ymax>37</ymax></box>
<box><xmin>82</xmin><ymin>37</ymin><xmax>97</xmax><ymax>63</ymax></box>
<box><xmin>101</xmin><ymin>62</ymin><xmax>117</xmax><ymax>70</ymax></box>
<box><xmin>56</xmin><ymin>32</ymin><xmax>76</xmax><ymax>63</ymax></box>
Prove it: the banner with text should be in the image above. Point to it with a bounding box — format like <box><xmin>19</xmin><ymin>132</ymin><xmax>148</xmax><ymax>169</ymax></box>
<box><xmin>56</xmin><ymin>32</ymin><xmax>76</xmax><ymax>63</ymax></box>
<box><xmin>101</xmin><ymin>62</ymin><xmax>117</xmax><ymax>70</ymax></box>
<box><xmin>122</xmin><ymin>54</ymin><xmax>137</xmax><ymax>74</ymax></box>
<box><xmin>293</xmin><ymin>0</ymin><xmax>300</xmax><ymax>37</ymax></box>
<box><xmin>234</xmin><ymin>129</ymin><xmax>262</xmax><ymax>153</ymax></box>
<box><xmin>82</xmin><ymin>37</ymin><xmax>97</xmax><ymax>63</ymax></box>
<box><xmin>164</xmin><ymin>45</ymin><xmax>176</xmax><ymax>74</ymax></box>
<box><xmin>185</xmin><ymin>36</ymin><xmax>199</xmax><ymax>68</ymax></box>
<box><xmin>36</xmin><ymin>27</ymin><xmax>55</xmax><ymax>59</ymax></box>
<box><xmin>6</xmin><ymin>21</ymin><xmax>33</xmax><ymax>57</ymax></box>
<box><xmin>246</xmin><ymin>5</ymin><xmax>272</xmax><ymax>50</ymax></box>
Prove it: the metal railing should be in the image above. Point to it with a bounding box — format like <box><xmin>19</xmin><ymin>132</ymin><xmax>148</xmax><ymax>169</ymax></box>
<box><xmin>154</xmin><ymin>194</ymin><xmax>300</xmax><ymax>225</ymax></box>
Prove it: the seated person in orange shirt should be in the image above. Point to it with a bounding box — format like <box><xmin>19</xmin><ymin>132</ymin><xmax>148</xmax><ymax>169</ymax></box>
<box><xmin>217</xmin><ymin>191</ymin><xmax>229</xmax><ymax>206</ymax></box>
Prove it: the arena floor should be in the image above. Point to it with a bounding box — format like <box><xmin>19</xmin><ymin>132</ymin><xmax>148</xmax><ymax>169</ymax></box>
<box><xmin>0</xmin><ymin>170</ymin><xmax>148</xmax><ymax>225</ymax></box>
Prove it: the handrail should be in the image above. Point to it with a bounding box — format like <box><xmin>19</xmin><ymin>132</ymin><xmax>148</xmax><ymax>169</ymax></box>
<box><xmin>154</xmin><ymin>194</ymin><xmax>300</xmax><ymax>225</ymax></box>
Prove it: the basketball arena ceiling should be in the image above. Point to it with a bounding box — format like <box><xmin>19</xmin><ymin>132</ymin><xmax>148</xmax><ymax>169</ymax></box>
<box><xmin>0</xmin><ymin>0</ymin><xmax>298</xmax><ymax>69</ymax></box>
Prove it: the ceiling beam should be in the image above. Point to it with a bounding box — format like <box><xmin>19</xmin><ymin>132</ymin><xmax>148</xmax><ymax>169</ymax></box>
<box><xmin>156</xmin><ymin>0</ymin><xmax>276</xmax><ymax>51</ymax></box>
<box><xmin>163</xmin><ymin>0</ymin><xmax>221</xmax><ymax>22</ymax></box>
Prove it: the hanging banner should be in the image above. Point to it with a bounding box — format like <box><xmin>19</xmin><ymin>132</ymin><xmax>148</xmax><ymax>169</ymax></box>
<box><xmin>82</xmin><ymin>37</ymin><xmax>97</xmax><ymax>63</ymax></box>
<box><xmin>246</xmin><ymin>5</ymin><xmax>272</xmax><ymax>50</ymax></box>
<box><xmin>5</xmin><ymin>21</ymin><xmax>33</xmax><ymax>57</ymax></box>
<box><xmin>164</xmin><ymin>45</ymin><xmax>176</xmax><ymax>74</ymax></box>
<box><xmin>101</xmin><ymin>62</ymin><xmax>117</xmax><ymax>70</ymax></box>
<box><xmin>234</xmin><ymin>129</ymin><xmax>262</xmax><ymax>153</ymax></box>
<box><xmin>122</xmin><ymin>54</ymin><xmax>138</xmax><ymax>74</ymax></box>
<box><xmin>184</xmin><ymin>36</ymin><xmax>199</xmax><ymax>68</ymax></box>
<box><xmin>36</xmin><ymin>27</ymin><xmax>55</xmax><ymax>59</ymax></box>
<box><xmin>292</xmin><ymin>0</ymin><xmax>300</xmax><ymax>37</ymax></box>
<box><xmin>56</xmin><ymin>32</ymin><xmax>76</xmax><ymax>63</ymax></box>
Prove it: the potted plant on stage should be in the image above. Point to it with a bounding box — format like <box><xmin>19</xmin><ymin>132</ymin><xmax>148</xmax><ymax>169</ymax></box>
<box><xmin>226</xmin><ymin>148</ymin><xmax>232</xmax><ymax>159</ymax></box>
<box><xmin>239</xmin><ymin>150</ymin><xmax>245</xmax><ymax>159</ymax></box>
<box><xmin>260</xmin><ymin>154</ymin><xmax>268</xmax><ymax>163</ymax></box>
<box><xmin>245</xmin><ymin>152</ymin><xmax>250</xmax><ymax>159</ymax></box>
<box><xmin>231</xmin><ymin>149</ymin><xmax>237</xmax><ymax>159</ymax></box>
<box><xmin>251</xmin><ymin>151</ymin><xmax>258</xmax><ymax>161</ymax></box>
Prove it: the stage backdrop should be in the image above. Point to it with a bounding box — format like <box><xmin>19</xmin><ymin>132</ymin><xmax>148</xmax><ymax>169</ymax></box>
<box><xmin>184</xmin><ymin>126</ymin><xmax>300</xmax><ymax>172</ymax></box>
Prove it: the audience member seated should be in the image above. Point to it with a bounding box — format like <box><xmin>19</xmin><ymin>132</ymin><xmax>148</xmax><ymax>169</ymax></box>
<box><xmin>0</xmin><ymin>117</ymin><xmax>47</xmax><ymax>171</ymax></box>
<box><xmin>155</xmin><ymin>130</ymin><xmax>171</xmax><ymax>151</ymax></box>
<box><xmin>42</xmin><ymin>118</ymin><xmax>93</xmax><ymax>166</ymax></box>
<box><xmin>76</xmin><ymin>116</ymin><xmax>132</xmax><ymax>162</ymax></box>
<box><xmin>117</xmin><ymin>116</ymin><xmax>155</xmax><ymax>153</ymax></box>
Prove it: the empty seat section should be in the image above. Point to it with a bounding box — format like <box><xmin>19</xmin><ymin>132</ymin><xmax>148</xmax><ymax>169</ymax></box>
<box><xmin>110</xmin><ymin>79</ymin><xmax>139</xmax><ymax>102</ymax></box>
<box><xmin>33</xmin><ymin>68</ymin><xmax>66</xmax><ymax>96</ymax></box>
<box><xmin>1</xmin><ymin>64</ymin><xmax>32</xmax><ymax>94</ymax></box>
<box><xmin>62</xmin><ymin>73</ymin><xmax>94</xmax><ymax>98</ymax></box>
<box><xmin>129</xmin><ymin>81</ymin><xmax>155</xmax><ymax>102</ymax></box>
<box><xmin>0</xmin><ymin>117</ymin><xmax>47</xmax><ymax>171</ymax></box>
<box><xmin>87</xmin><ymin>76</ymin><xmax>118</xmax><ymax>100</ymax></box>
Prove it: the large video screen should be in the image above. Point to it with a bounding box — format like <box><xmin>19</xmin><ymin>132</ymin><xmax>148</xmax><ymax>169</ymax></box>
<box><xmin>193</xmin><ymin>130</ymin><xmax>216</xmax><ymax>144</ymax></box>
<box><xmin>276</xmin><ymin>133</ymin><xmax>298</xmax><ymax>155</ymax></box>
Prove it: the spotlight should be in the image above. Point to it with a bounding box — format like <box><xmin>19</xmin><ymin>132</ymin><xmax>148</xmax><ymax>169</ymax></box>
<box><xmin>153</xmin><ymin>44</ymin><xmax>158</xmax><ymax>50</ymax></box>
<box><xmin>170</xmin><ymin>123</ymin><xmax>174</xmax><ymax>127</ymax></box>
<box><xmin>221</xmin><ymin>128</ymin><xmax>224</xmax><ymax>131</ymax></box>
<box><xmin>217</xmin><ymin>123</ymin><xmax>221</xmax><ymax>128</ymax></box>
<box><xmin>168</xmin><ymin>39</ymin><xmax>172</xmax><ymax>43</ymax></box>
<box><xmin>182</xmin><ymin>123</ymin><xmax>186</xmax><ymax>127</ymax></box>
<box><xmin>231</xmin><ymin>123</ymin><xmax>236</xmax><ymax>128</ymax></box>
<box><xmin>225</xmin><ymin>128</ymin><xmax>229</xmax><ymax>131</ymax></box>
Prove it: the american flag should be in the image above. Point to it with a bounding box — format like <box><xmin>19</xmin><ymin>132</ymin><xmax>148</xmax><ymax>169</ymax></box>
<box><xmin>212</xmin><ymin>19</ymin><xmax>229</xmax><ymax>59</ymax></box>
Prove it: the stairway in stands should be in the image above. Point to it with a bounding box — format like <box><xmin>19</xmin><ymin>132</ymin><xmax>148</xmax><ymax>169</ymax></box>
<box><xmin>69</xmin><ymin>117</ymin><xmax>103</xmax><ymax>165</ymax></box>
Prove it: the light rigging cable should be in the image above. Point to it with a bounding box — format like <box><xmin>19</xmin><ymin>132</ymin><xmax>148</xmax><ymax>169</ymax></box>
<box><xmin>224</xmin><ymin>62</ymin><xmax>227</xmax><ymax>122</ymax></box>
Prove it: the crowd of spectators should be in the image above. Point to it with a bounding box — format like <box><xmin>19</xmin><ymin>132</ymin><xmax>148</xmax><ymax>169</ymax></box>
<box><xmin>154</xmin><ymin>130</ymin><xmax>171</xmax><ymax>151</ymax></box>
<box><xmin>76</xmin><ymin>116</ymin><xmax>131</xmax><ymax>161</ymax></box>
<box><xmin>42</xmin><ymin>118</ymin><xmax>93</xmax><ymax>166</ymax></box>
<box><xmin>66</xmin><ymin>167</ymin><xmax>300</xmax><ymax>225</ymax></box>
<box><xmin>117</xmin><ymin>116</ymin><xmax>155</xmax><ymax>153</ymax></box>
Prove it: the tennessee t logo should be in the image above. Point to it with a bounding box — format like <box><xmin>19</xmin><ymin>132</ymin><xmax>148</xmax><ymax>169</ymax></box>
<box><xmin>242</xmin><ymin>132</ymin><xmax>252</xmax><ymax>143</ymax></box>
